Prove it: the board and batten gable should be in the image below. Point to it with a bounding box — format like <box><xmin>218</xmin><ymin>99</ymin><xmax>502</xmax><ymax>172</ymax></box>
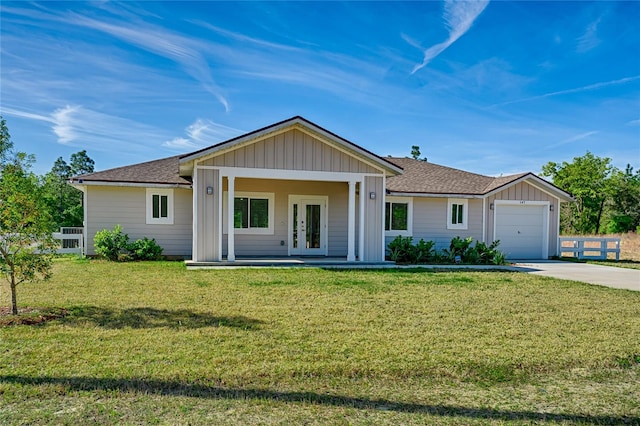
<box><xmin>84</xmin><ymin>186</ymin><xmax>193</xmax><ymax>257</ymax></box>
<box><xmin>486</xmin><ymin>181</ymin><xmax>560</xmax><ymax>257</ymax></box>
<box><xmin>198</xmin><ymin>128</ymin><xmax>381</xmax><ymax>174</ymax></box>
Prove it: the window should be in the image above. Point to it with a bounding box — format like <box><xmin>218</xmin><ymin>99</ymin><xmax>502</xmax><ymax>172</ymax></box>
<box><xmin>223</xmin><ymin>192</ymin><xmax>274</xmax><ymax>234</ymax></box>
<box><xmin>447</xmin><ymin>198</ymin><xmax>468</xmax><ymax>230</ymax></box>
<box><xmin>234</xmin><ymin>197</ymin><xmax>269</xmax><ymax>229</ymax></box>
<box><xmin>384</xmin><ymin>196</ymin><xmax>412</xmax><ymax>236</ymax></box>
<box><xmin>146</xmin><ymin>188</ymin><xmax>174</xmax><ymax>225</ymax></box>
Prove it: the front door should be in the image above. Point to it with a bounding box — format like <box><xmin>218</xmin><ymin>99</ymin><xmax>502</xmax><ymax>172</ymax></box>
<box><xmin>289</xmin><ymin>195</ymin><xmax>328</xmax><ymax>256</ymax></box>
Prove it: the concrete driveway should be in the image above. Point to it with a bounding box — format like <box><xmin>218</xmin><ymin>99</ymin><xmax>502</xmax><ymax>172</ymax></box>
<box><xmin>513</xmin><ymin>260</ymin><xmax>640</xmax><ymax>291</ymax></box>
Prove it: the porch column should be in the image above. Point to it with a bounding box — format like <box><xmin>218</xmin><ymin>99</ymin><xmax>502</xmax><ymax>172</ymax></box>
<box><xmin>192</xmin><ymin>167</ymin><xmax>198</xmax><ymax>261</ymax></box>
<box><xmin>227</xmin><ymin>176</ymin><xmax>235</xmax><ymax>262</ymax></box>
<box><xmin>347</xmin><ymin>180</ymin><xmax>356</xmax><ymax>262</ymax></box>
<box><xmin>358</xmin><ymin>180</ymin><xmax>364</xmax><ymax>261</ymax></box>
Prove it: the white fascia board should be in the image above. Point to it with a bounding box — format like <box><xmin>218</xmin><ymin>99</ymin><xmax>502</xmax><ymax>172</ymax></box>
<box><xmin>387</xmin><ymin>192</ymin><xmax>484</xmax><ymax>199</ymax></box>
<box><xmin>69</xmin><ymin>180</ymin><xmax>192</xmax><ymax>189</ymax></box>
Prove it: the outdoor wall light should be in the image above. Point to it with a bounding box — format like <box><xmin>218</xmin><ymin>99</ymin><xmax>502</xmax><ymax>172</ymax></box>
<box><xmin>369</xmin><ymin>192</ymin><xmax>376</xmax><ymax>200</ymax></box>
<box><xmin>206</xmin><ymin>186</ymin><xmax>213</xmax><ymax>195</ymax></box>
<box><xmin>550</xmin><ymin>204</ymin><xmax>554</xmax><ymax>211</ymax></box>
<box><xmin>490</xmin><ymin>203</ymin><xmax>494</xmax><ymax>210</ymax></box>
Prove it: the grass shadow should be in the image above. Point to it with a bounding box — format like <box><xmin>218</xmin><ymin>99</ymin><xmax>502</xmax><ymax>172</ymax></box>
<box><xmin>60</xmin><ymin>306</ymin><xmax>262</xmax><ymax>330</ymax></box>
<box><xmin>0</xmin><ymin>375</ymin><xmax>635</xmax><ymax>424</ymax></box>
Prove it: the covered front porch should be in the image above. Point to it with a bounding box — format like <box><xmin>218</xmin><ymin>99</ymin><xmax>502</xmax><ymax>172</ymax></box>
<box><xmin>179</xmin><ymin>117</ymin><xmax>403</xmax><ymax>264</ymax></box>
<box><xmin>192</xmin><ymin>167</ymin><xmax>386</xmax><ymax>263</ymax></box>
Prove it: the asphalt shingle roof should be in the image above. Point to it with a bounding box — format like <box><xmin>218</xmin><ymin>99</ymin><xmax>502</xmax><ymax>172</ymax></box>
<box><xmin>73</xmin><ymin>155</ymin><xmax>538</xmax><ymax>197</ymax></box>
<box><xmin>73</xmin><ymin>156</ymin><xmax>190</xmax><ymax>186</ymax></box>
<box><xmin>385</xmin><ymin>157</ymin><xmax>528</xmax><ymax>195</ymax></box>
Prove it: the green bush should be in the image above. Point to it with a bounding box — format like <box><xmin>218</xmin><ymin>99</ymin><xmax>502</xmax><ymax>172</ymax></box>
<box><xmin>442</xmin><ymin>236</ymin><xmax>474</xmax><ymax>262</ymax></box>
<box><xmin>94</xmin><ymin>226</ymin><xmax>164</xmax><ymax>261</ymax></box>
<box><xmin>414</xmin><ymin>238</ymin><xmax>435</xmax><ymax>263</ymax></box>
<box><xmin>128</xmin><ymin>237</ymin><xmax>164</xmax><ymax>261</ymax></box>
<box><xmin>467</xmin><ymin>240</ymin><xmax>504</xmax><ymax>265</ymax></box>
<box><xmin>387</xmin><ymin>235</ymin><xmax>416</xmax><ymax>264</ymax></box>
<box><xmin>387</xmin><ymin>235</ymin><xmax>506</xmax><ymax>265</ymax></box>
<box><xmin>94</xmin><ymin>225</ymin><xmax>129</xmax><ymax>261</ymax></box>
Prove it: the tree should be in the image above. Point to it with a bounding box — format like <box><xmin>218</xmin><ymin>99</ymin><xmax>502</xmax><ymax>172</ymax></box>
<box><xmin>41</xmin><ymin>150</ymin><xmax>94</xmax><ymax>229</ymax></box>
<box><xmin>0</xmin><ymin>117</ymin><xmax>13</xmax><ymax>165</ymax></box>
<box><xmin>541</xmin><ymin>151</ymin><xmax>613</xmax><ymax>234</ymax></box>
<box><xmin>410</xmin><ymin>145</ymin><xmax>427</xmax><ymax>161</ymax></box>
<box><xmin>0</xmin><ymin>119</ymin><xmax>55</xmax><ymax>315</ymax></box>
<box><xmin>606</xmin><ymin>164</ymin><xmax>640</xmax><ymax>232</ymax></box>
<box><xmin>70</xmin><ymin>150</ymin><xmax>94</xmax><ymax>176</ymax></box>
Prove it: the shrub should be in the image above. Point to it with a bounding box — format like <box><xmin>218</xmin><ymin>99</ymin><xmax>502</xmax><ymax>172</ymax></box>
<box><xmin>442</xmin><ymin>236</ymin><xmax>474</xmax><ymax>262</ymax></box>
<box><xmin>94</xmin><ymin>225</ymin><xmax>129</xmax><ymax>261</ymax></box>
<box><xmin>128</xmin><ymin>237</ymin><xmax>164</xmax><ymax>261</ymax></box>
<box><xmin>387</xmin><ymin>235</ymin><xmax>415</xmax><ymax>264</ymax></box>
<box><xmin>94</xmin><ymin>226</ymin><xmax>164</xmax><ymax>261</ymax></box>
<box><xmin>414</xmin><ymin>239</ymin><xmax>435</xmax><ymax>263</ymax></box>
<box><xmin>388</xmin><ymin>235</ymin><xmax>506</xmax><ymax>265</ymax></box>
<box><xmin>468</xmin><ymin>240</ymin><xmax>504</xmax><ymax>265</ymax></box>
<box><xmin>387</xmin><ymin>236</ymin><xmax>435</xmax><ymax>264</ymax></box>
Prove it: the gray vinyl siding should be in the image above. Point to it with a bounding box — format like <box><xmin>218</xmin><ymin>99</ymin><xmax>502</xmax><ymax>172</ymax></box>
<box><xmin>386</xmin><ymin>197</ymin><xmax>483</xmax><ymax>251</ymax></box>
<box><xmin>85</xmin><ymin>186</ymin><xmax>192</xmax><ymax>257</ymax></box>
<box><xmin>200</xmin><ymin>129</ymin><xmax>379</xmax><ymax>174</ymax></box>
<box><xmin>486</xmin><ymin>181</ymin><xmax>560</xmax><ymax>256</ymax></box>
<box><xmin>218</xmin><ymin>179</ymin><xmax>350</xmax><ymax>257</ymax></box>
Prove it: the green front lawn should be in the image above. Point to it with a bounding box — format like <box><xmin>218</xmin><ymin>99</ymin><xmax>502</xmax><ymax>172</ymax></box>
<box><xmin>1</xmin><ymin>259</ymin><xmax>639</xmax><ymax>424</ymax></box>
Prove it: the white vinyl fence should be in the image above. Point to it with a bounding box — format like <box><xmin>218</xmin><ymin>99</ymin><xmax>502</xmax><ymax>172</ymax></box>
<box><xmin>559</xmin><ymin>237</ymin><xmax>621</xmax><ymax>260</ymax></box>
<box><xmin>52</xmin><ymin>227</ymin><xmax>84</xmax><ymax>256</ymax></box>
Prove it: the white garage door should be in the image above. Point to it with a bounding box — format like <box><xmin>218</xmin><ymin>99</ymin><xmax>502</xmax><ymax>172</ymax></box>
<box><xmin>495</xmin><ymin>204</ymin><xmax>546</xmax><ymax>259</ymax></box>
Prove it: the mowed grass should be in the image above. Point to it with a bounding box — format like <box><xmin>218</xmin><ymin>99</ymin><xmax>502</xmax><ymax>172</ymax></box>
<box><xmin>1</xmin><ymin>259</ymin><xmax>639</xmax><ymax>425</ymax></box>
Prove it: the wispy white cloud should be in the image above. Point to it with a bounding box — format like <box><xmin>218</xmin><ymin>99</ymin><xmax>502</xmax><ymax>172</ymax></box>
<box><xmin>559</xmin><ymin>130</ymin><xmax>598</xmax><ymax>145</ymax></box>
<box><xmin>163</xmin><ymin>137</ymin><xmax>199</xmax><ymax>150</ymax></box>
<box><xmin>492</xmin><ymin>75</ymin><xmax>640</xmax><ymax>108</ymax></box>
<box><xmin>62</xmin><ymin>13</ymin><xmax>230</xmax><ymax>112</ymax></box>
<box><xmin>51</xmin><ymin>105</ymin><xmax>81</xmax><ymax>144</ymax></box>
<box><xmin>409</xmin><ymin>0</ymin><xmax>490</xmax><ymax>74</ymax></box>
<box><xmin>191</xmin><ymin>20</ymin><xmax>302</xmax><ymax>52</ymax></box>
<box><xmin>163</xmin><ymin>119</ymin><xmax>242</xmax><ymax>151</ymax></box>
<box><xmin>0</xmin><ymin>106</ymin><xmax>55</xmax><ymax>123</ymax></box>
<box><xmin>627</xmin><ymin>119</ymin><xmax>640</xmax><ymax>126</ymax></box>
<box><xmin>577</xmin><ymin>16</ymin><xmax>603</xmax><ymax>53</ymax></box>
<box><xmin>4</xmin><ymin>105</ymin><xmax>170</xmax><ymax>155</ymax></box>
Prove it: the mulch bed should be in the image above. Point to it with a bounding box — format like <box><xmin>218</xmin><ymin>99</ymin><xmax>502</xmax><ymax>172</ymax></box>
<box><xmin>0</xmin><ymin>306</ymin><xmax>69</xmax><ymax>326</ymax></box>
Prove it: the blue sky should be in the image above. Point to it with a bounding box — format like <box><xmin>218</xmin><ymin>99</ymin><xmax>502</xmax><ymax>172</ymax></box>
<box><xmin>1</xmin><ymin>1</ymin><xmax>639</xmax><ymax>177</ymax></box>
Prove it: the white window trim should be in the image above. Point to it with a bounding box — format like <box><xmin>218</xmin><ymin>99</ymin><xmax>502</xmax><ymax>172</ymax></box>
<box><xmin>223</xmin><ymin>191</ymin><xmax>275</xmax><ymax>235</ymax></box>
<box><xmin>146</xmin><ymin>188</ymin><xmax>174</xmax><ymax>225</ymax></box>
<box><xmin>384</xmin><ymin>196</ymin><xmax>413</xmax><ymax>237</ymax></box>
<box><xmin>447</xmin><ymin>198</ymin><xmax>468</xmax><ymax>230</ymax></box>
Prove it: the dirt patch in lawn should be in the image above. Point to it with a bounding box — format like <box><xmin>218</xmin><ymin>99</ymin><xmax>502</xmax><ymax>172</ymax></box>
<box><xmin>0</xmin><ymin>306</ymin><xmax>69</xmax><ymax>326</ymax></box>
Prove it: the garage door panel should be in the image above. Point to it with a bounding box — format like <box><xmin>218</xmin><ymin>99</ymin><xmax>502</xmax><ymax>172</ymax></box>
<box><xmin>495</xmin><ymin>204</ymin><xmax>546</xmax><ymax>259</ymax></box>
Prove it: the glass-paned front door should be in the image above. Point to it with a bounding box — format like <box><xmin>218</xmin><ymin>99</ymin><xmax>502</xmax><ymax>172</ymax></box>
<box><xmin>290</xmin><ymin>196</ymin><xmax>327</xmax><ymax>255</ymax></box>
